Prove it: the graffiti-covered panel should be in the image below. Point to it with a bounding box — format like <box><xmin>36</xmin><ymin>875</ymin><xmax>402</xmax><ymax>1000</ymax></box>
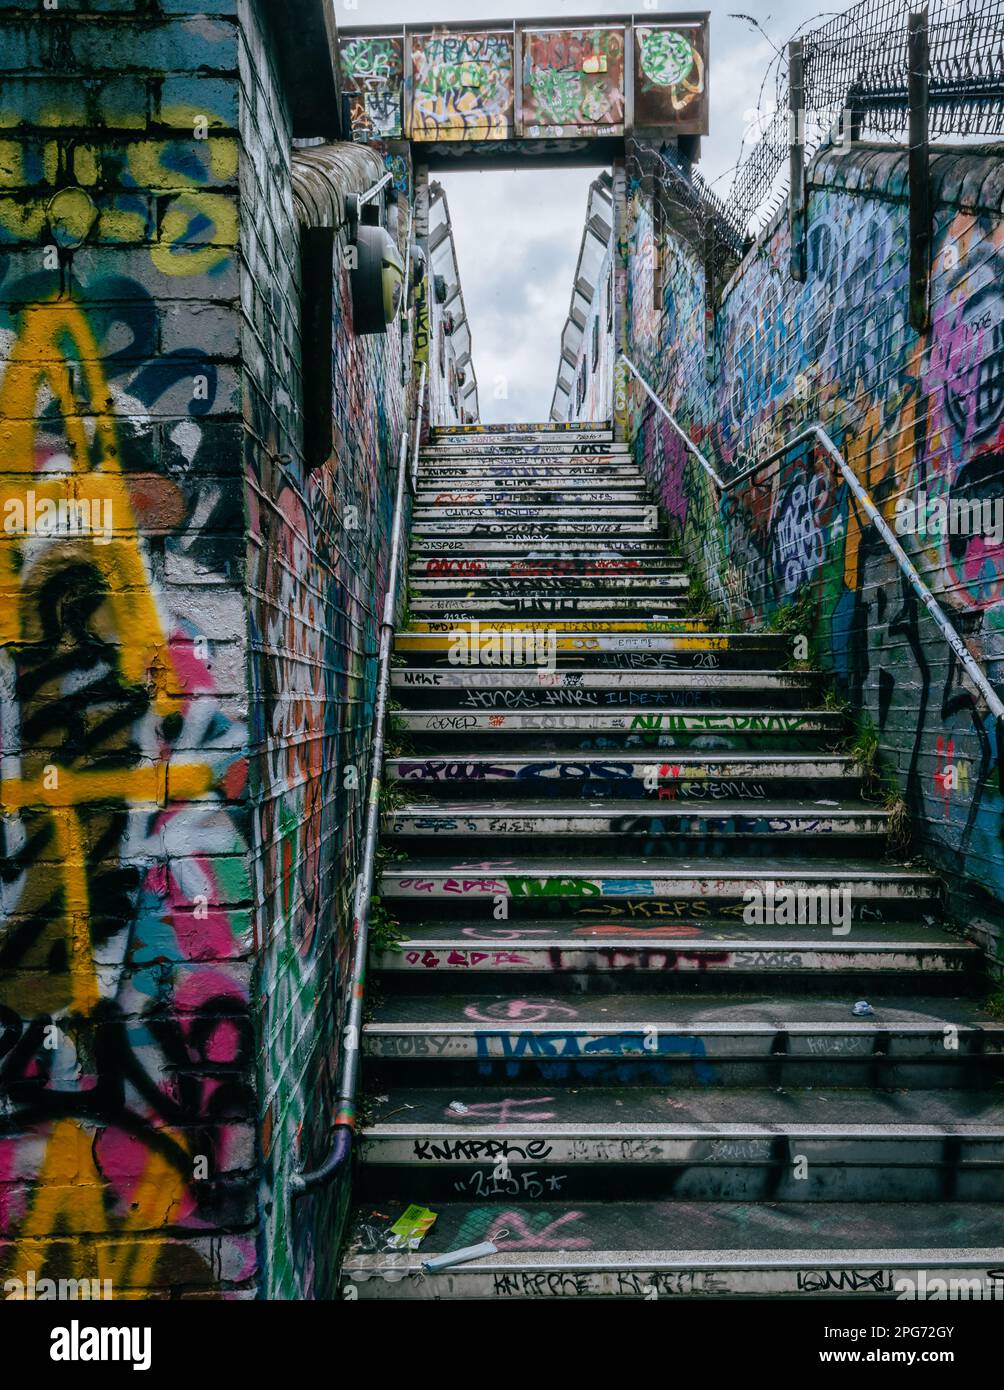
<box><xmin>340</xmin><ymin>34</ymin><xmax>404</xmax><ymax>140</ymax></box>
<box><xmin>409</xmin><ymin>30</ymin><xmax>515</xmax><ymax>142</ymax></box>
<box><xmin>521</xmin><ymin>27</ymin><xmax>626</xmax><ymax>137</ymax></box>
<box><xmin>634</xmin><ymin>22</ymin><xmax>709</xmax><ymax>134</ymax></box>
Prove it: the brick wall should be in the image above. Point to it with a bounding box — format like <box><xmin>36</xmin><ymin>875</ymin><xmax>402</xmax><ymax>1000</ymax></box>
<box><xmin>0</xmin><ymin>0</ymin><xmax>410</xmax><ymax>1299</ymax></box>
<box><xmin>622</xmin><ymin>142</ymin><xmax>1004</xmax><ymax>959</ymax></box>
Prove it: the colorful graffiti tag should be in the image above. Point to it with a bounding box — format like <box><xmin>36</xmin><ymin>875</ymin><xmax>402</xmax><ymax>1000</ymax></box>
<box><xmin>521</xmin><ymin>28</ymin><xmax>625</xmax><ymax>137</ymax></box>
<box><xmin>409</xmin><ymin>31</ymin><xmax>515</xmax><ymax>142</ymax></box>
<box><xmin>633</xmin><ymin>24</ymin><xmax>709</xmax><ymax>134</ymax></box>
<box><xmin>340</xmin><ymin>35</ymin><xmax>404</xmax><ymax>140</ymax></box>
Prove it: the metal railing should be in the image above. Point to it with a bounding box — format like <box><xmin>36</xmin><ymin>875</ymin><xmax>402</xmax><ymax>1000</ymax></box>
<box><xmin>619</xmin><ymin>352</ymin><xmax>1004</xmax><ymax>724</ymax></box>
<box><xmin>289</xmin><ymin>361</ymin><xmax>426</xmax><ymax>1199</ymax></box>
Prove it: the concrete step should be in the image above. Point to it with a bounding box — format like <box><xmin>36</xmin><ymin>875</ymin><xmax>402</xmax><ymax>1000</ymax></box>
<box><xmin>412</xmin><ymin>506</ymin><xmax>657</xmax><ymax>522</ymax></box>
<box><xmin>412</xmin><ymin>521</ymin><xmax>662</xmax><ymax>538</ymax></box>
<box><xmin>371</xmin><ymin>919</ymin><xmax>980</xmax><ymax>991</ymax></box>
<box><xmin>363</xmin><ymin>993</ymin><xmax>1002</xmax><ymax>1089</ymax></box>
<box><xmin>382</xmin><ymin>798</ymin><xmax>888</xmax><ymax>843</ymax></box>
<box><xmin>430</xmin><ymin>424</ymin><xmax>613</xmax><ymax>443</ymax></box>
<box><xmin>393</xmin><ymin>629</ymin><xmax>794</xmax><ymax>668</ymax></box>
<box><xmin>414</xmin><ymin>489</ymin><xmax>648</xmax><ymax>505</ymax></box>
<box><xmin>416</xmin><ymin>472</ymin><xmax>644</xmax><ymax>487</ymax></box>
<box><xmin>410</xmin><ymin>576</ymin><xmax>688</xmax><ymax>596</ymax></box>
<box><xmin>392</xmin><ymin>709</ymin><xmax>843</xmax><ymax>754</ymax></box>
<box><xmin>410</xmin><ymin>556</ymin><xmax>686</xmax><ymax>577</ymax></box>
<box><xmin>408</xmin><ymin>597</ymin><xmax>689</xmax><ymax>617</ymax></box>
<box><xmin>411</xmin><ymin>539</ymin><xmax>677</xmax><ymax>557</ymax></box>
<box><xmin>390</xmin><ymin>667</ymin><xmax>821</xmax><ymax>710</ymax></box>
<box><xmin>358</xmin><ymin>1085</ymin><xmax>1004</xmax><ymax>1202</ymax></box>
<box><xmin>384</xmin><ymin>752</ymin><xmax>863</xmax><ymax>799</ymax></box>
<box><xmin>341</xmin><ymin>1198</ymin><xmax>1004</xmax><ymax>1299</ymax></box>
<box><xmin>378</xmin><ymin>859</ymin><xmax>940</xmax><ymax>924</ymax></box>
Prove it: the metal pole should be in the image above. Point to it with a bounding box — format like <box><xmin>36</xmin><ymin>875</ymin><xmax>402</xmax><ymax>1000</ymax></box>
<box><xmin>788</xmin><ymin>38</ymin><xmax>807</xmax><ymax>283</ymax></box>
<box><xmin>908</xmin><ymin>6</ymin><xmax>931</xmax><ymax>333</ymax></box>
<box><xmin>290</xmin><ymin>400</ymin><xmax>416</xmax><ymax>1198</ymax></box>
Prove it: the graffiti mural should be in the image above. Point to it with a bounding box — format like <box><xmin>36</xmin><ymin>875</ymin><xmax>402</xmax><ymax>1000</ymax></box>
<box><xmin>409</xmin><ymin>31</ymin><xmax>515</xmax><ymax>142</ymax></box>
<box><xmin>633</xmin><ymin>23</ymin><xmax>709</xmax><ymax>134</ymax></box>
<box><xmin>339</xmin><ymin>35</ymin><xmax>404</xmax><ymax>140</ymax></box>
<box><xmin>619</xmin><ymin>146</ymin><xmax>1004</xmax><ymax>947</ymax></box>
<box><xmin>0</xmin><ymin>163</ymin><xmax>254</xmax><ymax>1295</ymax></box>
<box><xmin>521</xmin><ymin>28</ymin><xmax>625</xmax><ymax>137</ymax></box>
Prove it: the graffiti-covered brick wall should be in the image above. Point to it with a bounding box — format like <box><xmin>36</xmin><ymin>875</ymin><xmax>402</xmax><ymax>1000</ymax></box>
<box><xmin>250</xmin><ymin>136</ymin><xmax>409</xmax><ymax>1300</ymax></box>
<box><xmin>0</xmin><ymin>0</ymin><xmax>410</xmax><ymax>1300</ymax></box>
<box><xmin>622</xmin><ymin>143</ymin><xmax>1004</xmax><ymax>958</ymax></box>
<box><xmin>0</xmin><ymin>0</ymin><xmax>254</xmax><ymax>1297</ymax></box>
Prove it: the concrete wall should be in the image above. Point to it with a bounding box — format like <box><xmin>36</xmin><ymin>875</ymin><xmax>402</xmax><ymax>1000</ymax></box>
<box><xmin>0</xmin><ymin>0</ymin><xmax>409</xmax><ymax>1299</ymax></box>
<box><xmin>621</xmin><ymin>142</ymin><xmax>1004</xmax><ymax>959</ymax></box>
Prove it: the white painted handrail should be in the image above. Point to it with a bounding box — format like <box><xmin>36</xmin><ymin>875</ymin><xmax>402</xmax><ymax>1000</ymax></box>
<box><xmin>619</xmin><ymin>352</ymin><xmax>1004</xmax><ymax>722</ymax></box>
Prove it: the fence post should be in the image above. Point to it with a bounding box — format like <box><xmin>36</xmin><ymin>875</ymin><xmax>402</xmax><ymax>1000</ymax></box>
<box><xmin>788</xmin><ymin>38</ymin><xmax>807</xmax><ymax>283</ymax></box>
<box><xmin>908</xmin><ymin>6</ymin><xmax>931</xmax><ymax>333</ymax></box>
<box><xmin>703</xmin><ymin>218</ymin><xmax>716</xmax><ymax>381</ymax></box>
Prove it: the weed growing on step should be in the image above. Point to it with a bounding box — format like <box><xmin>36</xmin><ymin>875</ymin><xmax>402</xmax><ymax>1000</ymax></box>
<box><xmin>367</xmin><ymin>894</ymin><xmax>406</xmax><ymax>954</ymax></box>
<box><xmin>769</xmin><ymin>587</ymin><xmax>820</xmax><ymax>668</ymax></box>
<box><xmin>847</xmin><ymin>716</ymin><xmax>882</xmax><ymax>796</ymax></box>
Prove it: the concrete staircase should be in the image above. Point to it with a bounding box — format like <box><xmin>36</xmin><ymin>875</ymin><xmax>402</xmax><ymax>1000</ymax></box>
<box><xmin>342</xmin><ymin>422</ymin><xmax>1004</xmax><ymax>1300</ymax></box>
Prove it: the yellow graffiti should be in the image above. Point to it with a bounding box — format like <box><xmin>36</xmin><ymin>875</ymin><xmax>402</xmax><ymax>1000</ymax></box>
<box><xmin>0</xmin><ymin>299</ymin><xmax>219</xmax><ymax>1290</ymax></box>
<box><xmin>7</xmin><ymin>1120</ymin><xmax>193</xmax><ymax>1295</ymax></box>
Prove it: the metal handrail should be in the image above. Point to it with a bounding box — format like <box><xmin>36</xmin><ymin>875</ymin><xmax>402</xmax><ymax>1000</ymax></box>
<box><xmin>619</xmin><ymin>352</ymin><xmax>1004</xmax><ymax>723</ymax></box>
<box><xmin>290</xmin><ymin>370</ymin><xmax>426</xmax><ymax>1199</ymax></box>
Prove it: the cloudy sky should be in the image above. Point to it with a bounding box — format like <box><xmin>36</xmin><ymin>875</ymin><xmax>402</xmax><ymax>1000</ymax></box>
<box><xmin>344</xmin><ymin>0</ymin><xmax>859</xmax><ymax>420</ymax></box>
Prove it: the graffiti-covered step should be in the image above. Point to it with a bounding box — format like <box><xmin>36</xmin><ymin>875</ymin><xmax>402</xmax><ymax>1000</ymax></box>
<box><xmin>394</xmin><ymin>630</ymin><xmax>791</xmax><ymax>668</ymax></box>
<box><xmin>413</xmin><ymin>505</ymin><xmax>657</xmax><ymax>522</ymax></box>
<box><xmin>412</xmin><ymin>521</ymin><xmax>662</xmax><ymax>538</ymax></box>
<box><xmin>363</xmin><ymin>992</ymin><xmax>1004</xmax><ymax>1091</ymax></box>
<box><xmin>430</xmin><ymin>425</ymin><xmax>613</xmax><ymax>444</ymax></box>
<box><xmin>358</xmin><ymin>1085</ymin><xmax>1004</xmax><ymax>1202</ymax></box>
<box><xmin>391</xmin><ymin>667</ymin><xmax>820</xmax><ymax>710</ymax></box>
<box><xmin>382</xmin><ymin>798</ymin><xmax>888</xmax><ymax>841</ymax></box>
<box><xmin>341</xmin><ymin>1198</ymin><xmax>1004</xmax><ymax>1299</ymax></box>
<box><xmin>384</xmin><ymin>752</ymin><xmax>862</xmax><ymax>798</ymax></box>
<box><xmin>372</xmin><ymin>919</ymin><xmax>981</xmax><ymax>990</ymax></box>
<box><xmin>415</xmin><ymin>489</ymin><xmax>648</xmax><ymax>505</ymax></box>
<box><xmin>411</xmin><ymin>539</ymin><xmax>678</xmax><ymax>557</ymax></box>
<box><xmin>416</xmin><ymin>475</ymin><xmax>644</xmax><ymax>490</ymax></box>
<box><xmin>408</xmin><ymin>596</ymin><xmax>689</xmax><ymax>617</ymax></box>
<box><xmin>392</xmin><ymin>709</ymin><xmax>844</xmax><ymax>751</ymax></box>
<box><xmin>410</xmin><ymin>559</ymin><xmax>686</xmax><ymax>577</ymax></box>
<box><xmin>378</xmin><ymin>859</ymin><xmax>940</xmax><ymax>923</ymax></box>
<box><xmin>410</xmin><ymin>576</ymin><xmax>689</xmax><ymax>596</ymax></box>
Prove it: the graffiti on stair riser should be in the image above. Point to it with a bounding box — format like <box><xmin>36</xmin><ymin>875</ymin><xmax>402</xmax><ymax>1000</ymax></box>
<box><xmin>621</xmin><ymin>148</ymin><xmax>1004</xmax><ymax>939</ymax></box>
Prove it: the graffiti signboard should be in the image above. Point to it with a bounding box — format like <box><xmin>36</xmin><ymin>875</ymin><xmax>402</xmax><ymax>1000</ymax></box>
<box><xmin>521</xmin><ymin>27</ymin><xmax>626</xmax><ymax>138</ymax></box>
<box><xmin>340</xmin><ymin>34</ymin><xmax>404</xmax><ymax>140</ymax></box>
<box><xmin>634</xmin><ymin>21</ymin><xmax>709</xmax><ymax>134</ymax></box>
<box><xmin>408</xmin><ymin>29</ymin><xmax>515</xmax><ymax>141</ymax></box>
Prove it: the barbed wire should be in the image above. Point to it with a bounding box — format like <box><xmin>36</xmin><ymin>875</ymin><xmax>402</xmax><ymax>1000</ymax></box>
<box><xmin>726</xmin><ymin>0</ymin><xmax>1004</xmax><ymax>237</ymax></box>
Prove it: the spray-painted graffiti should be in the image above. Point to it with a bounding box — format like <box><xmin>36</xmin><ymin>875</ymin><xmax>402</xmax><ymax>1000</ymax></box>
<box><xmin>618</xmin><ymin>145</ymin><xmax>1004</xmax><ymax>944</ymax></box>
<box><xmin>409</xmin><ymin>31</ymin><xmax>514</xmax><ymax>142</ymax></box>
<box><xmin>521</xmin><ymin>28</ymin><xmax>625</xmax><ymax>137</ymax></box>
<box><xmin>340</xmin><ymin>35</ymin><xmax>404</xmax><ymax>140</ymax></box>
<box><xmin>633</xmin><ymin>24</ymin><xmax>709</xmax><ymax>133</ymax></box>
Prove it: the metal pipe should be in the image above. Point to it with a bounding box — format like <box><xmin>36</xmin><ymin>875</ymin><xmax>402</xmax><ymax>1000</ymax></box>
<box><xmin>290</xmin><ymin>402</ymin><xmax>417</xmax><ymax>1198</ymax></box>
<box><xmin>410</xmin><ymin>361</ymin><xmax>428</xmax><ymax>493</ymax></box>
<box><xmin>618</xmin><ymin>351</ymin><xmax>1004</xmax><ymax>723</ymax></box>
